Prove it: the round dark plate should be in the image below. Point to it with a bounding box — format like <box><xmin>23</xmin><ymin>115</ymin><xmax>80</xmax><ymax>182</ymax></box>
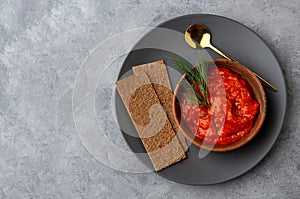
<box><xmin>114</xmin><ymin>14</ymin><xmax>286</xmax><ymax>185</ymax></box>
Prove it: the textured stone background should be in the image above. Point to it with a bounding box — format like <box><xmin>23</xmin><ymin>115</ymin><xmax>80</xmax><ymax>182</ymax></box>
<box><xmin>0</xmin><ymin>0</ymin><xmax>299</xmax><ymax>198</ymax></box>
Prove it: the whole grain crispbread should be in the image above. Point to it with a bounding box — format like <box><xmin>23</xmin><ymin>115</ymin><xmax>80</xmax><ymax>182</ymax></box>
<box><xmin>115</xmin><ymin>72</ymin><xmax>186</xmax><ymax>171</ymax></box>
<box><xmin>133</xmin><ymin>60</ymin><xmax>188</xmax><ymax>151</ymax></box>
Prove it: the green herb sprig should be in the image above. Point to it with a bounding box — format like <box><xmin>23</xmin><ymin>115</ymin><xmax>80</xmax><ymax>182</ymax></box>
<box><xmin>167</xmin><ymin>54</ymin><xmax>211</xmax><ymax>108</ymax></box>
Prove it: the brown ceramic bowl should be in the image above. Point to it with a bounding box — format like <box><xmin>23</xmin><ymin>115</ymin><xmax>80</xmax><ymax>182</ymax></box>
<box><xmin>173</xmin><ymin>59</ymin><xmax>267</xmax><ymax>152</ymax></box>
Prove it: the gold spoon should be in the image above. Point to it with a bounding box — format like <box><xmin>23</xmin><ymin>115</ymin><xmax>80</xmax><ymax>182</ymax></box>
<box><xmin>185</xmin><ymin>24</ymin><xmax>277</xmax><ymax>92</ymax></box>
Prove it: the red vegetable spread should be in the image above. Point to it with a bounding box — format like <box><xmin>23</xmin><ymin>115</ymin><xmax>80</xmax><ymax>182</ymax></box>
<box><xmin>181</xmin><ymin>67</ymin><xmax>260</xmax><ymax>146</ymax></box>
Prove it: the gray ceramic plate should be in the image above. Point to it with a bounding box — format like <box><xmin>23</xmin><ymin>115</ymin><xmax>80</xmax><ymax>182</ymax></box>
<box><xmin>114</xmin><ymin>14</ymin><xmax>286</xmax><ymax>185</ymax></box>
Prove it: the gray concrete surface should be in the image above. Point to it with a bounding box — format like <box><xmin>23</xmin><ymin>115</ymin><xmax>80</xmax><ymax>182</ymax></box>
<box><xmin>0</xmin><ymin>0</ymin><xmax>299</xmax><ymax>198</ymax></box>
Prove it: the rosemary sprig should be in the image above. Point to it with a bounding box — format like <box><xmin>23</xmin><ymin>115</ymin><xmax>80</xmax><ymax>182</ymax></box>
<box><xmin>167</xmin><ymin>54</ymin><xmax>211</xmax><ymax>108</ymax></box>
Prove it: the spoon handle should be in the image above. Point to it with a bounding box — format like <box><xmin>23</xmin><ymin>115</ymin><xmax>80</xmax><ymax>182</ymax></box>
<box><xmin>208</xmin><ymin>44</ymin><xmax>278</xmax><ymax>92</ymax></box>
<box><xmin>252</xmin><ymin>72</ymin><xmax>278</xmax><ymax>92</ymax></box>
<box><xmin>208</xmin><ymin>44</ymin><xmax>238</xmax><ymax>62</ymax></box>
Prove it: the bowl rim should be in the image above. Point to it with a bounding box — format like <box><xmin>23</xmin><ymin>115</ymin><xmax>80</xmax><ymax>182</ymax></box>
<box><xmin>172</xmin><ymin>59</ymin><xmax>267</xmax><ymax>152</ymax></box>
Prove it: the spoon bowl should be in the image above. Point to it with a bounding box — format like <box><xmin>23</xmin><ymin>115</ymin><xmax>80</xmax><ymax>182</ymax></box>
<box><xmin>185</xmin><ymin>24</ymin><xmax>212</xmax><ymax>49</ymax></box>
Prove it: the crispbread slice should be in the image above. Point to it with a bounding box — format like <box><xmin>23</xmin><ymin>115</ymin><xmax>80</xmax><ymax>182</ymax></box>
<box><xmin>133</xmin><ymin>60</ymin><xmax>188</xmax><ymax>151</ymax></box>
<box><xmin>115</xmin><ymin>72</ymin><xmax>186</xmax><ymax>171</ymax></box>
